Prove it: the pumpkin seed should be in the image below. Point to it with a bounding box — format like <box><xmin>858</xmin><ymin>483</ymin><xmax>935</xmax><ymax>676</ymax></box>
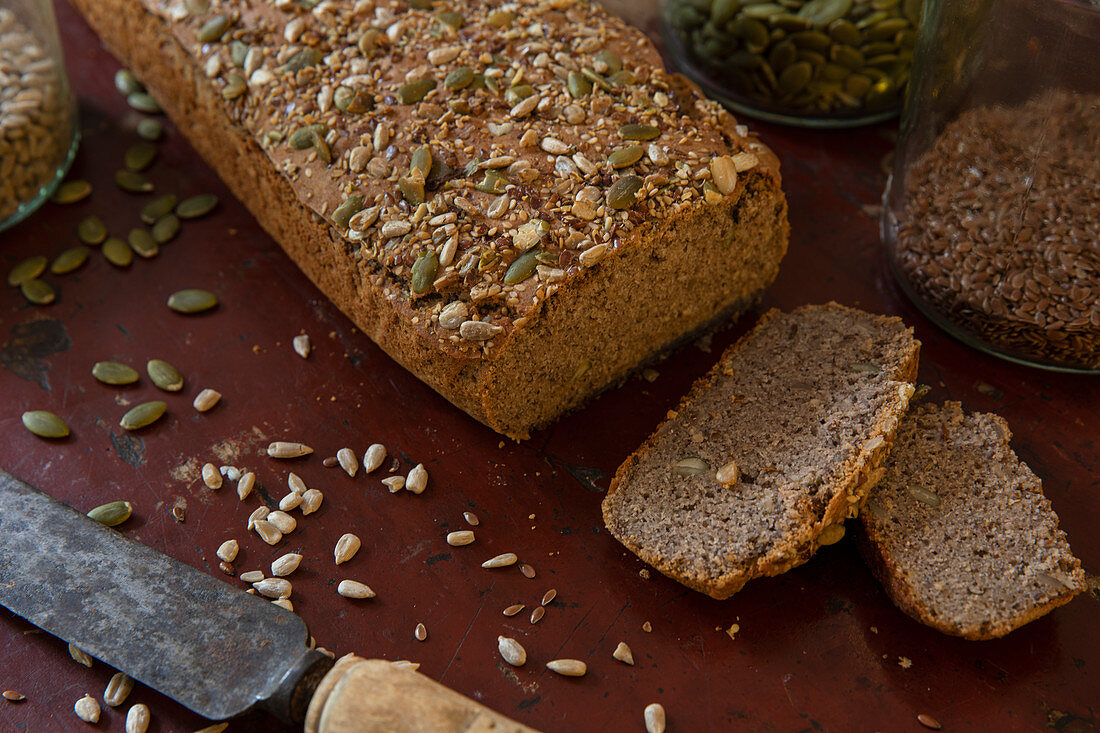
<box><xmin>283</xmin><ymin>48</ymin><xmax>321</xmax><ymax>73</ymax></box>
<box><xmin>436</xmin><ymin>9</ymin><xmax>464</xmax><ymax>27</ymax></box>
<box><xmin>619</xmin><ymin>123</ymin><xmax>661</xmax><ymax>141</ymax></box>
<box><xmin>124</xmin><ymin>142</ymin><xmax>157</xmax><ymax>172</ymax></box>
<box><xmin>176</xmin><ymin>194</ymin><xmax>219</xmax><ymax>219</ymax></box>
<box><xmin>50</xmin><ymin>246</ymin><xmax>90</xmax><ymax>275</ymax></box>
<box><xmin>310</xmin><ymin>131</ymin><xmax>332</xmax><ymax>164</ymax></box>
<box><xmin>221</xmin><ymin>73</ymin><xmax>247</xmax><ymax>100</ymax></box>
<box><xmin>87</xmin><ymin>500</ymin><xmax>132</xmax><ymax>527</ymax></box>
<box><xmin>151</xmin><ymin>214</ymin><xmax>180</xmax><ymax>243</ymax></box>
<box><xmin>798</xmin><ymin>0</ymin><xmax>853</xmax><ymax>25</ymax></box>
<box><xmin>92</xmin><ymin>361</ymin><xmax>140</xmax><ymax>385</ymax></box>
<box><xmin>127</xmin><ymin>228</ymin><xmax>158</xmax><ymax>258</ymax></box>
<box><xmin>397</xmin><ymin>78</ymin><xmax>436</xmax><ymax>104</ymax></box>
<box><xmin>741</xmin><ymin>3</ymin><xmax>785</xmax><ymax>19</ymax></box>
<box><xmin>140</xmin><ymin>195</ymin><xmax>177</xmax><ymax>224</ymax></box>
<box><xmin>147</xmin><ymin>359</ymin><xmax>184</xmax><ymax>391</ymax></box>
<box><xmin>115</xmin><ymin>170</ymin><xmax>153</xmax><ymax>194</ymax></box>
<box><xmin>487</xmin><ymin>9</ymin><xmax>514</xmax><ymax>27</ymax></box>
<box><xmin>52</xmin><ymin>180</ymin><xmax>92</xmax><ymax>204</ymax></box>
<box><xmin>398</xmin><ymin>176</ymin><xmax>425</xmax><ymax>205</ymax></box>
<box><xmin>289</xmin><ymin>125</ymin><xmax>325</xmax><ymax>150</ymax></box>
<box><xmin>907</xmin><ymin>485</ymin><xmax>941</xmax><ymax>507</ymax></box>
<box><xmin>167</xmin><ymin>288</ymin><xmax>218</xmax><ymax>313</ymax></box>
<box><xmin>332</xmin><ymin>196</ymin><xmax>364</xmax><ymax>229</ymax></box>
<box><xmin>333</xmin><ymin>85</ymin><xmax>372</xmax><ymax>113</ymax></box>
<box><xmin>77</xmin><ymin>216</ymin><xmax>107</xmax><ymax>244</ymax></box>
<box><xmin>126</xmin><ymin>92</ymin><xmax>161</xmax><ymax>114</ymax></box>
<box><xmin>828</xmin><ymin>18</ymin><xmax>862</xmax><ymax>45</ymax></box>
<box><xmin>503</xmin><ymin>251</ymin><xmax>539</xmax><ymax>285</ymax></box>
<box><xmin>475</xmin><ymin>170</ymin><xmax>508</xmax><ymax>195</ymax></box>
<box><xmin>21</xmin><ymin>410</ymin><xmax>69</xmax><ymax>438</ymax></box>
<box><xmin>410</xmin><ymin>250</ymin><xmax>439</xmax><ymax>295</ymax></box>
<box><xmin>120</xmin><ymin>401</ymin><xmax>167</xmax><ymax>430</ymax></box>
<box><xmin>443</xmin><ymin>66</ymin><xmax>474</xmax><ymax>90</ymax></box>
<box><xmin>607</xmin><ymin>175</ymin><xmax>644</xmax><ymax>210</ymax></box>
<box><xmin>674</xmin><ymin>456</ymin><xmax>710</xmax><ymax>476</ymax></box>
<box><xmin>567</xmin><ymin>71</ymin><xmax>592</xmax><ymax>98</ymax></box>
<box><xmin>20</xmin><ymin>279</ymin><xmax>55</xmax><ymax>305</ymax></box>
<box><xmin>8</xmin><ymin>256</ymin><xmax>47</xmax><ymax>286</ymax></box>
<box><xmin>114</xmin><ymin>69</ymin><xmax>143</xmax><ymax>96</ymax></box>
<box><xmin>102</xmin><ymin>238</ymin><xmax>133</xmax><ymax>267</ymax></box>
<box><xmin>197</xmin><ymin>14</ymin><xmax>230</xmax><ymax>42</ymax></box>
<box><xmin>779</xmin><ymin>61</ymin><xmax>813</xmax><ymax>94</ymax></box>
<box><xmin>609</xmin><ymin>145</ymin><xmax>644</xmax><ymax>169</ymax></box>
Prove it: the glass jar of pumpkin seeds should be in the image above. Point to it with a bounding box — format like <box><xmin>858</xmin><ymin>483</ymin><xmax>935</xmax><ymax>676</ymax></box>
<box><xmin>662</xmin><ymin>0</ymin><xmax>923</xmax><ymax>127</ymax></box>
<box><xmin>0</xmin><ymin>0</ymin><xmax>79</xmax><ymax>231</ymax></box>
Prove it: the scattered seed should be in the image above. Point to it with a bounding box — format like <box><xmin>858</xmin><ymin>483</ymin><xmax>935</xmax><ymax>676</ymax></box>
<box><xmin>674</xmin><ymin>456</ymin><xmax>710</xmax><ymax>476</ymax></box>
<box><xmin>335</xmin><ymin>533</ymin><xmax>362</xmax><ymax>564</ymax></box>
<box><xmin>546</xmin><ymin>659</ymin><xmax>586</xmax><ymax>677</ymax></box>
<box><xmin>414</xmin><ymin>623</ymin><xmax>428</xmax><ymax>641</ymax></box>
<box><xmin>323</xmin><ymin>456</ymin><xmax>338</xmax><ymax>467</ymax></box>
<box><xmin>87</xmin><ymin>500</ymin><xmax>132</xmax><ymax>527</ymax></box>
<box><xmin>362</xmin><ymin>443</ymin><xmax>386</xmax><ymax>472</ymax></box>
<box><xmin>136</xmin><ymin>118</ymin><xmax>162</xmax><ymax>141</ymax></box>
<box><xmin>237</xmin><ymin>472</ymin><xmax>256</xmax><ymax>500</ymax></box>
<box><xmin>336</xmin><ymin>447</ymin><xmax>357</xmax><ymax>477</ymax></box>
<box><xmin>124</xmin><ymin>142</ymin><xmax>157</xmax><ymax>172</ymax></box>
<box><xmin>202</xmin><ymin>462</ymin><xmax>222</xmax><ymax>489</ymax></box>
<box><xmin>644</xmin><ymin>703</ymin><xmax>666</xmax><ymax>733</ymax></box>
<box><xmin>239</xmin><ymin>570</ymin><xmax>264</xmax><ymax>583</ymax></box>
<box><xmin>127</xmin><ymin>91</ymin><xmax>160</xmax><ymax>114</ymax></box>
<box><xmin>20</xmin><ymin>279</ymin><xmax>54</xmax><ymax>305</ymax></box>
<box><xmin>268</xmin><ymin>441</ymin><xmax>313</xmax><ymax>458</ymax></box>
<box><xmin>53</xmin><ymin>180</ymin><xmax>92</xmax><ymax>204</ymax></box>
<box><xmin>619</xmin><ymin>123</ymin><xmax>660</xmax><ymax>141</ymax></box>
<box><xmin>7</xmin><ymin>255</ymin><xmax>47</xmax><ymax>286</ymax></box>
<box><xmin>253</xmin><ymin>578</ymin><xmax>292</xmax><ymax>599</ymax></box>
<box><xmin>642</xmin><ymin>621</ymin><xmax>652</xmax><ymax>632</ymax></box>
<box><xmin>301</xmin><ymin>489</ymin><xmax>324</xmax><ymax>515</ymax></box>
<box><xmin>151</xmin><ymin>214</ymin><xmax>181</xmax><ymax>244</ymax></box>
<box><xmin>530</xmin><ymin>606</ymin><xmax>545</xmax><ymax>624</ymax></box>
<box><xmin>76</xmin><ymin>216</ymin><xmax>106</xmax><ymax>245</ymax></box>
<box><xmin>167</xmin><ymin>289</ymin><xmax>217</xmax><ymax>314</ymax></box>
<box><xmin>498</xmin><ymin>636</ymin><xmax>527</xmax><ymax>666</ymax></box>
<box><xmin>102</xmin><ymin>673</ymin><xmax>134</xmax><ymax>708</ymax></box>
<box><xmin>337</xmin><ymin>580</ymin><xmax>375</xmax><ymax>599</ymax></box>
<box><xmin>125</xmin><ymin>703</ymin><xmax>151</xmax><ymax>733</ymax></box>
<box><xmin>176</xmin><ymin>194</ymin><xmax>219</xmax><ymax>219</ymax></box>
<box><xmin>519</xmin><ymin>563</ymin><xmax>536</xmax><ymax>579</ymax></box>
<box><xmin>254</xmin><ymin>519</ymin><xmax>282</xmax><ymax>545</ymax></box>
<box><xmin>120</xmin><ymin>401</ymin><xmax>167</xmax><ymax>430</ymax></box>
<box><xmin>216</xmin><ymin>539</ymin><xmax>238</xmax><ymax>562</ymax></box>
<box><xmin>50</xmin><ymin>246</ymin><xmax>90</xmax><ymax>275</ymax></box>
<box><xmin>917</xmin><ymin>713</ymin><xmax>942</xmax><ymax>730</ymax></box>
<box><xmin>74</xmin><ymin>694</ymin><xmax>101</xmax><ymax>723</ymax></box>
<box><xmin>271</xmin><ymin>598</ymin><xmax>294</xmax><ymax>612</ymax></box>
<box><xmin>3</xmin><ymin>691</ymin><xmax>25</xmax><ymax>702</ymax></box>
<box><xmin>197</xmin><ymin>13</ymin><xmax>230</xmax><ymax>42</ymax></box>
<box><xmin>482</xmin><ymin>553</ymin><xmax>518</xmax><ymax>569</ymax></box>
<box><xmin>146</xmin><ymin>359</ymin><xmax>183</xmax><ymax>391</ymax></box>
<box><xmin>908</xmin><ymin>485</ymin><xmax>942</xmax><ymax>507</ymax></box>
<box><xmin>405</xmin><ymin>463</ymin><xmax>428</xmax><ymax>494</ymax></box>
<box><xmin>21</xmin><ymin>410</ymin><xmax>69</xmax><ymax>438</ymax></box>
<box><xmin>91</xmin><ymin>361</ymin><xmax>138</xmax><ymax>387</ymax></box>
<box><xmin>193</xmin><ymin>388</ymin><xmax>221</xmax><ymax>412</ymax></box>
<box><xmin>102</xmin><ymin>237</ymin><xmax>133</xmax><ymax>267</ymax></box>
<box><xmin>126</xmin><ymin>228</ymin><xmax>158</xmax><ymax>259</ymax></box>
<box><xmin>172</xmin><ymin>504</ymin><xmax>185</xmax><ymax>522</ymax></box>
<box><xmin>607</xmin><ymin>175</ymin><xmax>643</xmax><ymax>210</ymax></box>
<box><xmin>68</xmin><ymin>643</ymin><xmax>93</xmax><ymax>667</ymax></box>
<box><xmin>279</xmin><ymin>492</ymin><xmax>303</xmax><ymax>511</ymax></box>
<box><xmin>287</xmin><ymin>472</ymin><xmax>308</xmax><ymax>494</ymax></box>
<box><xmin>446</xmin><ymin>530</ymin><xmax>475</xmax><ymax>547</ymax></box>
<box><xmin>716</xmin><ymin>460</ymin><xmax>740</xmax><ymax>486</ymax></box>
<box><xmin>267</xmin><ymin>510</ymin><xmax>296</xmax><ymax>534</ymax></box>
<box><xmin>463</xmin><ymin>511</ymin><xmax>479</xmax><ymax>526</ymax></box>
<box><xmin>382</xmin><ymin>475</ymin><xmax>405</xmax><ymax>492</ymax></box>
<box><xmin>613</xmin><ymin>641</ymin><xmax>634</xmax><ymax>665</ymax></box>
<box><xmin>292</xmin><ymin>333</ymin><xmax>311</xmax><ymax>358</ymax></box>
<box><xmin>503</xmin><ymin>604</ymin><xmax>525</xmax><ymax>617</ymax></box>
<box><xmin>115</xmin><ymin>169</ymin><xmax>154</xmax><ymax>193</ymax></box>
<box><xmin>818</xmin><ymin>524</ymin><xmax>846</xmax><ymax>545</ymax></box>
<box><xmin>271</xmin><ymin>553</ymin><xmax>302</xmax><ymax>577</ymax></box>
<box><xmin>541</xmin><ymin>589</ymin><xmax>557</xmax><ymax>606</ymax></box>
<box><xmin>390</xmin><ymin>660</ymin><xmax>418</xmax><ymax>672</ymax></box>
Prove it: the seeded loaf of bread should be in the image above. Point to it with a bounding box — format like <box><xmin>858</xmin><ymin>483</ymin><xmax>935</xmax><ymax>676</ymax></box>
<box><xmin>858</xmin><ymin>402</ymin><xmax>1086</xmax><ymax>640</ymax></box>
<box><xmin>602</xmin><ymin>303</ymin><xmax>920</xmax><ymax>599</ymax></box>
<box><xmin>71</xmin><ymin>0</ymin><xmax>789</xmax><ymax>439</ymax></box>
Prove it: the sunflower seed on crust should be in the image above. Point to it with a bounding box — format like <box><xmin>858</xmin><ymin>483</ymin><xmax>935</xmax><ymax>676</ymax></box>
<box><xmin>68</xmin><ymin>644</ymin><xmax>93</xmax><ymax>667</ymax></box>
<box><xmin>254</xmin><ymin>519</ymin><xmax>282</xmax><ymax>545</ymax></box>
<box><xmin>279</xmin><ymin>492</ymin><xmax>303</xmax><ymax>511</ymax></box>
<box><xmin>74</xmin><ymin>694</ymin><xmax>101</xmax><ymax>723</ymax></box>
<box><xmin>103</xmin><ymin>673</ymin><xmax>133</xmax><ymax>707</ymax></box>
<box><xmin>382</xmin><ymin>475</ymin><xmax>405</xmax><ymax>492</ymax></box>
<box><xmin>288</xmin><ymin>472</ymin><xmax>307</xmax><ymax>494</ymax></box>
<box><xmin>239</xmin><ymin>570</ymin><xmax>265</xmax><ymax>583</ymax></box>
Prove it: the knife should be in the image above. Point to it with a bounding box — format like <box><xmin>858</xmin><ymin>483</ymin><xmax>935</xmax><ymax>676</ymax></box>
<box><xmin>0</xmin><ymin>469</ymin><xmax>536</xmax><ymax>732</ymax></box>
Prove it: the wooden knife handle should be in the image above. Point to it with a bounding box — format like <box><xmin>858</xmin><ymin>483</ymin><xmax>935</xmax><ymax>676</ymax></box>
<box><xmin>304</xmin><ymin>655</ymin><xmax>538</xmax><ymax>732</ymax></box>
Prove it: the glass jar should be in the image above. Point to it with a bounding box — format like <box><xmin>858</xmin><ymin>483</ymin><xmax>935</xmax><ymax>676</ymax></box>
<box><xmin>661</xmin><ymin>0</ymin><xmax>923</xmax><ymax>127</ymax></box>
<box><xmin>0</xmin><ymin>0</ymin><xmax>79</xmax><ymax>231</ymax></box>
<box><xmin>883</xmin><ymin>0</ymin><xmax>1100</xmax><ymax>372</ymax></box>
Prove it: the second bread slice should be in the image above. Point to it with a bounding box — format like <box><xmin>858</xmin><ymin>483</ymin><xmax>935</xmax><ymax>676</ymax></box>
<box><xmin>602</xmin><ymin>303</ymin><xmax>920</xmax><ymax>599</ymax></box>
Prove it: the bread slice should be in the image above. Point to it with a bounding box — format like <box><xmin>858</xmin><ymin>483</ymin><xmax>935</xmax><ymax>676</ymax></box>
<box><xmin>602</xmin><ymin>303</ymin><xmax>920</xmax><ymax>599</ymax></box>
<box><xmin>858</xmin><ymin>402</ymin><xmax>1086</xmax><ymax>640</ymax></box>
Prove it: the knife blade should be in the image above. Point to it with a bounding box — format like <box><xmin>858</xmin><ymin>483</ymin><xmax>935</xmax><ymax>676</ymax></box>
<box><xmin>0</xmin><ymin>469</ymin><xmax>536</xmax><ymax>731</ymax></box>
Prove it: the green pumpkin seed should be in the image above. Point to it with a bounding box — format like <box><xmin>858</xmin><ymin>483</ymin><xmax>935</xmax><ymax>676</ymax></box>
<box><xmin>87</xmin><ymin>500</ymin><xmax>133</xmax><ymax>527</ymax></box>
<box><xmin>821</xmin><ymin>62</ymin><xmax>854</xmax><ymax>81</ymax></box>
<box><xmin>797</xmin><ymin>0</ymin><xmax>853</xmax><ymax>26</ymax></box>
<box><xmin>503</xmin><ymin>251</ymin><xmax>539</xmax><ymax>286</ymax></box>
<box><xmin>124</xmin><ymin>142</ymin><xmax>158</xmax><ymax>172</ymax></box>
<box><xmin>92</xmin><ymin>361</ymin><xmax>140</xmax><ymax>385</ymax></box>
<box><xmin>734</xmin><ymin>17</ymin><xmax>770</xmax><ymax>49</ymax></box>
<box><xmin>594</xmin><ymin>50</ymin><xmax>622</xmax><ymax>75</ymax></box>
<box><xmin>141</xmin><ymin>194</ymin><xmax>178</xmax><ymax>224</ymax></box>
<box><xmin>609</xmin><ymin>145</ymin><xmax>644</xmax><ymax>169</ymax></box>
<box><xmin>152</xmin><ymin>214</ymin><xmax>180</xmax><ymax>244</ymax></box>
<box><xmin>778</xmin><ymin>61</ymin><xmax>813</xmax><ymax>94</ymax></box>
<box><xmin>769</xmin><ymin>41</ymin><xmax>798</xmax><ymax>72</ymax></box>
<box><xmin>673</xmin><ymin>456</ymin><xmax>710</xmax><ymax>476</ymax></box>
<box><xmin>52</xmin><ymin>180</ymin><xmax>92</xmax><ymax>204</ymax></box>
<box><xmin>114</xmin><ymin>69</ymin><xmax>144</xmax><ymax>96</ymax></box>
<box><xmin>136</xmin><ymin>118</ymin><xmax>163</xmax><ymax>141</ymax></box>
<box><xmin>77</xmin><ymin>216</ymin><xmax>107</xmax><ymax>244</ymax></box>
<box><xmin>741</xmin><ymin>3</ymin><xmax>785</xmax><ymax>19</ymax></box>
<box><xmin>115</xmin><ymin>170</ymin><xmax>154</xmax><ymax>194</ymax></box>
<box><xmin>619</xmin><ymin>123</ymin><xmax>661</xmax><ymax>141</ymax></box>
<box><xmin>790</xmin><ymin>30</ymin><xmax>832</xmax><ymax>52</ymax></box>
<box><xmin>486</xmin><ymin>9</ymin><xmax>514</xmax><ymax>27</ymax></box>
<box><xmin>902</xmin><ymin>0</ymin><xmax>923</xmax><ymax>25</ymax></box>
<box><xmin>21</xmin><ymin>279</ymin><xmax>55</xmax><ymax>305</ymax></box>
<box><xmin>197</xmin><ymin>14</ymin><xmax>230</xmax><ymax>42</ymax></box>
<box><xmin>167</xmin><ymin>288</ymin><xmax>218</xmax><ymax>313</ymax></box>
<box><xmin>50</xmin><ymin>246</ymin><xmax>90</xmax><ymax>275</ymax></box>
<box><xmin>907</xmin><ymin>485</ymin><xmax>941</xmax><ymax>507</ymax></box>
<box><xmin>22</xmin><ymin>410</ymin><xmax>69</xmax><ymax>438</ymax></box>
<box><xmin>283</xmin><ymin>48</ymin><xmax>321</xmax><ymax>72</ymax></box>
<box><xmin>831</xmin><ymin>45</ymin><xmax>865</xmax><ymax>69</ymax></box>
<box><xmin>475</xmin><ymin>170</ymin><xmax>508</xmax><ymax>195</ymax></box>
<box><xmin>444</xmin><ymin>66</ymin><xmax>474</xmax><ymax>90</ymax></box>
<box><xmin>437</xmin><ymin>10</ymin><xmax>464</xmax><ymax>27</ymax></box>
<box><xmin>8</xmin><ymin>256</ymin><xmax>47</xmax><ymax>286</ymax></box>
<box><xmin>331</xmin><ymin>197</ymin><xmax>364</xmax><ymax>229</ymax></box>
<box><xmin>772</xmin><ymin>14</ymin><xmax>813</xmax><ymax>32</ymax></box>
<box><xmin>398</xmin><ymin>176</ymin><xmax>426</xmax><ymax>205</ymax></box>
<box><xmin>866</xmin><ymin>16</ymin><xmax>910</xmax><ymax>40</ymax></box>
<box><xmin>567</xmin><ymin>71</ymin><xmax>592</xmax><ymax>98</ymax></box>
<box><xmin>827</xmin><ymin>18</ymin><xmax>862</xmax><ymax>45</ymax></box>
<box><xmin>221</xmin><ymin>73</ymin><xmax>247</xmax><ymax>100</ymax></box>
<box><xmin>397</xmin><ymin>78</ymin><xmax>436</xmax><ymax>104</ymax></box>
<box><xmin>184</xmin><ymin>0</ymin><xmax>209</xmax><ymax>15</ymax></box>
<box><xmin>128</xmin><ymin>228</ymin><xmax>158</xmax><ymax>259</ymax></box>
<box><xmin>410</xmin><ymin>146</ymin><xmax>433</xmax><ymax>179</ymax></box>
<box><xmin>410</xmin><ymin>250</ymin><xmax>439</xmax><ymax>295</ymax></box>
<box><xmin>607</xmin><ymin>175</ymin><xmax>644</xmax><ymax>210</ymax></box>
<box><xmin>310</xmin><ymin>131</ymin><xmax>332</xmax><ymax>164</ymax></box>
<box><xmin>230</xmin><ymin>40</ymin><xmax>248</xmax><ymax>67</ymax></box>
<box><xmin>711</xmin><ymin>0</ymin><xmax>741</xmax><ymax>25</ymax></box>
<box><xmin>147</xmin><ymin>359</ymin><xmax>184</xmax><ymax>391</ymax></box>
<box><xmin>176</xmin><ymin>194</ymin><xmax>219</xmax><ymax>219</ymax></box>
<box><xmin>120</xmin><ymin>401</ymin><xmax>167</xmax><ymax>430</ymax></box>
<box><xmin>289</xmin><ymin>125</ymin><xmax>325</xmax><ymax>150</ymax></box>
<box><xmin>608</xmin><ymin>69</ymin><xmax>637</xmax><ymax>86</ymax></box>
<box><xmin>127</xmin><ymin>92</ymin><xmax>161</xmax><ymax>114</ymax></box>
<box><xmin>504</xmin><ymin>85</ymin><xmax>535</xmax><ymax>107</ymax></box>
<box><xmin>844</xmin><ymin>73</ymin><xmax>873</xmax><ymax>96</ymax></box>
<box><xmin>102</xmin><ymin>238</ymin><xmax>133</xmax><ymax>267</ymax></box>
<box><xmin>333</xmin><ymin>85</ymin><xmax>372</xmax><ymax>113</ymax></box>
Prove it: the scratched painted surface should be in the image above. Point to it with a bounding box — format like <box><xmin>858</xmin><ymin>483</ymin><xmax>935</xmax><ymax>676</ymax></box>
<box><xmin>0</xmin><ymin>2</ymin><xmax>1096</xmax><ymax>731</ymax></box>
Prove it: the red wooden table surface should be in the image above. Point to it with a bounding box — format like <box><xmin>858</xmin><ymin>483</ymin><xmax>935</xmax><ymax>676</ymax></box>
<box><xmin>1</xmin><ymin>2</ymin><xmax>1097</xmax><ymax>731</ymax></box>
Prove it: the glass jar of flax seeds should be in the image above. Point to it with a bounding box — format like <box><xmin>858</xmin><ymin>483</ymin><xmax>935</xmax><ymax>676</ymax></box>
<box><xmin>662</xmin><ymin>0</ymin><xmax>924</xmax><ymax>127</ymax></box>
<box><xmin>883</xmin><ymin>0</ymin><xmax>1100</xmax><ymax>372</ymax></box>
<box><xmin>0</xmin><ymin>0</ymin><xmax>79</xmax><ymax>231</ymax></box>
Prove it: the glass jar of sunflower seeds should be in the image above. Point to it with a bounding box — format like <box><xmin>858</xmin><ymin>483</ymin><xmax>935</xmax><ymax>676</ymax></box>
<box><xmin>883</xmin><ymin>0</ymin><xmax>1100</xmax><ymax>372</ymax></box>
<box><xmin>0</xmin><ymin>0</ymin><xmax>79</xmax><ymax>231</ymax></box>
<box><xmin>662</xmin><ymin>0</ymin><xmax>923</xmax><ymax>127</ymax></box>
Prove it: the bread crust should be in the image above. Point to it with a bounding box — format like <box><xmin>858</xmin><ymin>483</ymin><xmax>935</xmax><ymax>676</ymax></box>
<box><xmin>70</xmin><ymin>0</ymin><xmax>789</xmax><ymax>439</ymax></box>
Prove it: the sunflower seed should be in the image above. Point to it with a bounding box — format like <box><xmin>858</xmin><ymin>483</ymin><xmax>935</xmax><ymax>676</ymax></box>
<box><xmin>382</xmin><ymin>475</ymin><xmax>405</xmax><ymax>492</ymax></box>
<box><xmin>246</xmin><ymin>507</ymin><xmax>269</xmax><ymax>531</ymax></box>
<box><xmin>237</xmin><ymin>472</ymin><xmax>256</xmax><ymax>500</ymax></box>
<box><xmin>276</xmin><ymin>491</ymin><xmax>301</xmax><ymax>513</ymax></box>
<box><xmin>335</xmin><ymin>533</ymin><xmax>361</xmax><ymax>564</ymax></box>
<box><xmin>176</xmin><ymin>194</ymin><xmax>219</xmax><ymax>219</ymax></box>
<box><xmin>414</xmin><ymin>623</ymin><xmax>428</xmax><ymax>641</ymax></box>
<box><xmin>362</xmin><ymin>444</ymin><xmax>386</xmax><ymax>472</ymax></box>
<box><xmin>120</xmin><ymin>401</ymin><xmax>167</xmax><ymax>430</ymax></box>
<box><xmin>147</xmin><ymin>359</ymin><xmax>183</xmax><ymax>391</ymax></box>
<box><xmin>503</xmin><ymin>604</ymin><xmax>524</xmax><ymax>617</ymax></box>
<box><xmin>21</xmin><ymin>410</ymin><xmax>69</xmax><ymax>438</ymax></box>
<box><xmin>2</xmin><ymin>690</ymin><xmax>25</xmax><ymax>702</ymax></box>
<box><xmin>253</xmin><ymin>578</ymin><xmax>292</xmax><ymax>599</ymax></box>
<box><xmin>405</xmin><ymin>464</ymin><xmax>428</xmax><ymax>494</ymax></box>
<box><xmin>53</xmin><ymin>180</ymin><xmax>92</xmax><ymax>204</ymax></box>
<box><xmin>292</xmin><ymin>334</ymin><xmax>311</xmax><ymax>358</ymax></box>
<box><xmin>907</xmin><ymin>485</ymin><xmax>941</xmax><ymax>507</ymax></box>
<box><xmin>519</xmin><ymin>563</ymin><xmax>536</xmax><ymax>579</ymax></box>
<box><xmin>710</xmin><ymin>156</ymin><xmax>738</xmax><ymax>195</ymax></box>
<box><xmin>87</xmin><ymin>500</ymin><xmax>132</xmax><ymax>527</ymax></box>
<box><xmin>497</xmin><ymin>636</ymin><xmax>527</xmax><ymax>666</ymax></box>
<box><xmin>271</xmin><ymin>553</ymin><xmax>302</xmax><ymax>576</ymax></box>
<box><xmin>103</xmin><ymin>673</ymin><xmax>133</xmax><ymax>707</ymax></box>
<box><xmin>546</xmin><ymin>659</ymin><xmax>586</xmax><ymax>677</ymax></box>
<box><xmin>613</xmin><ymin>641</ymin><xmax>634</xmax><ymax>665</ymax></box>
<box><xmin>268</xmin><ymin>442</ymin><xmax>313</xmax><ymax>458</ymax></box>
<box><xmin>463</xmin><ymin>511</ymin><xmax>479</xmax><ymax>526</ymax></box>
<box><xmin>115</xmin><ymin>169</ymin><xmax>154</xmax><ymax>193</ymax></box>
<box><xmin>482</xmin><ymin>553</ymin><xmax>517</xmax><ymax>569</ymax></box>
<box><xmin>644</xmin><ymin>703</ymin><xmax>666</xmax><ymax>733</ymax></box>
<box><xmin>267</xmin><ymin>511</ymin><xmax>296</xmax><ymax>534</ymax></box>
<box><xmin>77</xmin><ymin>216</ymin><xmax>107</xmax><ymax>244</ymax></box>
<box><xmin>271</xmin><ymin>598</ymin><xmax>294</xmax><ymax>612</ymax></box>
<box><xmin>446</xmin><ymin>530</ymin><xmax>475</xmax><ymax>546</ymax></box>
<box><xmin>74</xmin><ymin>694</ymin><xmax>101</xmax><ymax>723</ymax></box>
<box><xmin>301</xmin><ymin>488</ymin><xmax>324</xmax><ymax>514</ymax></box>
<box><xmin>201</xmin><ymin>462</ymin><xmax>222</xmax><ymax>489</ymax></box>
<box><xmin>136</xmin><ymin>118</ymin><xmax>163</xmax><ymax>141</ymax></box>
<box><xmin>216</xmin><ymin>539</ymin><xmax>238</xmax><ymax>562</ymax></box>
<box><xmin>51</xmin><ymin>246</ymin><xmax>90</xmax><ymax>275</ymax></box>
<box><xmin>336</xmin><ymin>448</ymin><xmax>357</xmax><ymax>477</ymax></box>
<box><xmin>674</xmin><ymin>456</ymin><xmax>710</xmax><ymax>476</ymax></box>
<box><xmin>69</xmin><ymin>643</ymin><xmax>93</xmax><ymax>667</ymax></box>
<box><xmin>239</xmin><ymin>570</ymin><xmax>265</xmax><ymax>583</ymax></box>
<box><xmin>193</xmin><ymin>388</ymin><xmax>221</xmax><ymax>411</ymax></box>
<box><xmin>337</xmin><ymin>580</ymin><xmax>375</xmax><ymax>599</ymax></box>
<box><xmin>103</xmin><ymin>237</ymin><xmax>133</xmax><ymax>267</ymax></box>
<box><xmin>529</xmin><ymin>606</ymin><xmax>545</xmax><ymax>624</ymax></box>
<box><xmin>254</xmin><ymin>519</ymin><xmax>283</xmax><ymax>545</ymax></box>
<box><xmin>125</xmin><ymin>703</ymin><xmax>151</xmax><ymax>733</ymax></box>
<box><xmin>7</xmin><ymin>256</ymin><xmax>47</xmax><ymax>286</ymax></box>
